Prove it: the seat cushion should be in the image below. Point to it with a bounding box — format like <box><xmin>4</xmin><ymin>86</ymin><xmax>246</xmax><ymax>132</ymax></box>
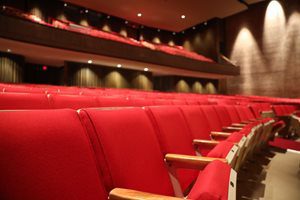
<box><xmin>207</xmin><ymin>141</ymin><xmax>234</xmax><ymax>158</ymax></box>
<box><xmin>188</xmin><ymin>160</ymin><xmax>231</xmax><ymax>200</ymax></box>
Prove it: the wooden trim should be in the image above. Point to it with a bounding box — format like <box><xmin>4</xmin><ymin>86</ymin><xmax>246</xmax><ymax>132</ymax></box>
<box><xmin>109</xmin><ymin>188</ymin><xmax>184</xmax><ymax>200</ymax></box>
<box><xmin>165</xmin><ymin>153</ymin><xmax>227</xmax><ymax>170</ymax></box>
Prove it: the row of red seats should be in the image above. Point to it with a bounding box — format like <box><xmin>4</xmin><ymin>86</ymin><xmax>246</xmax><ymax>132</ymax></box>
<box><xmin>1</xmin><ymin>6</ymin><xmax>213</xmax><ymax>63</ymax></box>
<box><xmin>272</xmin><ymin>105</ymin><xmax>297</xmax><ymax>116</ymax></box>
<box><xmin>0</xmin><ymin>92</ymin><xmax>215</xmax><ymax>110</ymax></box>
<box><xmin>0</xmin><ymin>102</ymin><xmax>279</xmax><ymax>200</ymax></box>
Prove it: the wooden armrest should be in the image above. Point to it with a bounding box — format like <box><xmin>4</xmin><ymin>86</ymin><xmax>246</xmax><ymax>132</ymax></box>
<box><xmin>231</xmin><ymin>123</ymin><xmax>246</xmax><ymax>127</ymax></box>
<box><xmin>109</xmin><ymin>188</ymin><xmax>183</xmax><ymax>200</ymax></box>
<box><xmin>211</xmin><ymin>131</ymin><xmax>231</xmax><ymax>139</ymax></box>
<box><xmin>165</xmin><ymin>153</ymin><xmax>227</xmax><ymax>170</ymax></box>
<box><xmin>193</xmin><ymin>139</ymin><xmax>220</xmax><ymax>147</ymax></box>
<box><xmin>223</xmin><ymin>126</ymin><xmax>242</xmax><ymax>132</ymax></box>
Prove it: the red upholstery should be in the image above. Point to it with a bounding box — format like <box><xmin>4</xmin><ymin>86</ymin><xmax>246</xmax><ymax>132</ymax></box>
<box><xmin>188</xmin><ymin>160</ymin><xmax>231</xmax><ymax>200</ymax></box>
<box><xmin>49</xmin><ymin>94</ymin><xmax>98</xmax><ymax>109</ymax></box>
<box><xmin>207</xmin><ymin>141</ymin><xmax>235</xmax><ymax>158</ymax></box>
<box><xmin>224</xmin><ymin>105</ymin><xmax>241</xmax><ymax>123</ymax></box>
<box><xmin>97</xmin><ymin>96</ymin><xmax>131</xmax><ymax>107</ymax></box>
<box><xmin>235</xmin><ymin>106</ymin><xmax>250</xmax><ymax>122</ymax></box>
<box><xmin>79</xmin><ymin>107</ymin><xmax>175</xmax><ymax>196</ymax></box>
<box><xmin>180</xmin><ymin>106</ymin><xmax>212</xmax><ymax>140</ymax></box>
<box><xmin>146</xmin><ymin>106</ymin><xmax>199</xmax><ymax>190</ymax></box>
<box><xmin>0</xmin><ymin>109</ymin><xmax>107</xmax><ymax>199</ymax></box>
<box><xmin>214</xmin><ymin>106</ymin><xmax>233</xmax><ymax>127</ymax></box>
<box><xmin>200</xmin><ymin>105</ymin><xmax>223</xmax><ymax>132</ymax></box>
<box><xmin>0</xmin><ymin>92</ymin><xmax>51</xmax><ymax>110</ymax></box>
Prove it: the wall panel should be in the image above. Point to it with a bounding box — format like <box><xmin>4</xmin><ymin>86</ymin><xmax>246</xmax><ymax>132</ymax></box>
<box><xmin>0</xmin><ymin>52</ymin><xmax>24</xmax><ymax>83</ymax></box>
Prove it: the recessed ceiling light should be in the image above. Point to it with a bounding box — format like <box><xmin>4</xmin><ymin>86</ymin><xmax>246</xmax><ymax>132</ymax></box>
<box><xmin>117</xmin><ymin>64</ymin><xmax>122</xmax><ymax>68</ymax></box>
<box><xmin>181</xmin><ymin>15</ymin><xmax>186</xmax><ymax>19</ymax></box>
<box><xmin>64</xmin><ymin>3</ymin><xmax>67</xmax><ymax>7</ymax></box>
<box><xmin>192</xmin><ymin>26</ymin><xmax>196</xmax><ymax>30</ymax></box>
<box><xmin>125</xmin><ymin>20</ymin><xmax>128</xmax><ymax>24</ymax></box>
<box><xmin>7</xmin><ymin>49</ymin><xmax>11</xmax><ymax>52</ymax></box>
<box><xmin>137</xmin><ymin>13</ymin><xmax>142</xmax><ymax>17</ymax></box>
<box><xmin>144</xmin><ymin>67</ymin><xmax>149</xmax><ymax>72</ymax></box>
<box><xmin>88</xmin><ymin>60</ymin><xmax>93</xmax><ymax>64</ymax></box>
<box><xmin>85</xmin><ymin>9</ymin><xmax>89</xmax><ymax>13</ymax></box>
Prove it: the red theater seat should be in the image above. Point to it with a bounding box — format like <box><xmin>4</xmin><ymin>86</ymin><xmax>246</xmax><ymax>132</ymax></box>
<box><xmin>146</xmin><ymin>106</ymin><xmax>238</xmax><ymax>189</ymax></box>
<box><xmin>0</xmin><ymin>109</ymin><xmax>108</xmax><ymax>199</ymax></box>
<box><xmin>0</xmin><ymin>92</ymin><xmax>51</xmax><ymax>110</ymax></box>
<box><xmin>49</xmin><ymin>94</ymin><xmax>98</xmax><ymax>109</ymax></box>
<box><xmin>79</xmin><ymin>107</ymin><xmax>236</xmax><ymax>199</ymax></box>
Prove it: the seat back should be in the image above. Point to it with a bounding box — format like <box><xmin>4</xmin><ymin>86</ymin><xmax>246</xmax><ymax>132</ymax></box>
<box><xmin>146</xmin><ymin>106</ymin><xmax>199</xmax><ymax>191</ymax></box>
<box><xmin>0</xmin><ymin>92</ymin><xmax>51</xmax><ymax>110</ymax></box>
<box><xmin>224</xmin><ymin>105</ymin><xmax>241</xmax><ymax>123</ymax></box>
<box><xmin>179</xmin><ymin>106</ymin><xmax>211</xmax><ymax>140</ymax></box>
<box><xmin>214</xmin><ymin>105</ymin><xmax>233</xmax><ymax>127</ymax></box>
<box><xmin>0</xmin><ymin>109</ymin><xmax>107</xmax><ymax>200</ymax></box>
<box><xmin>49</xmin><ymin>94</ymin><xmax>98</xmax><ymax>109</ymax></box>
<box><xmin>200</xmin><ymin>105</ymin><xmax>223</xmax><ymax>132</ymax></box>
<box><xmin>79</xmin><ymin>107</ymin><xmax>174</xmax><ymax>196</ymax></box>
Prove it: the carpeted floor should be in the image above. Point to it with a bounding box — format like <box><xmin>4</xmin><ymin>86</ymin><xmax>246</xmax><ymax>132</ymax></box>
<box><xmin>237</xmin><ymin>147</ymin><xmax>300</xmax><ymax>200</ymax></box>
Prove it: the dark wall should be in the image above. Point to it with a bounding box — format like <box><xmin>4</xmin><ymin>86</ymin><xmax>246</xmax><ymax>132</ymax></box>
<box><xmin>224</xmin><ymin>0</ymin><xmax>300</xmax><ymax>97</ymax></box>
<box><xmin>181</xmin><ymin>18</ymin><xmax>223</xmax><ymax>61</ymax></box>
<box><xmin>65</xmin><ymin>62</ymin><xmax>153</xmax><ymax>90</ymax></box>
<box><xmin>0</xmin><ymin>52</ymin><xmax>24</xmax><ymax>83</ymax></box>
<box><xmin>24</xmin><ymin>63</ymin><xmax>63</xmax><ymax>85</ymax></box>
<box><xmin>154</xmin><ymin>76</ymin><xmax>218</xmax><ymax>94</ymax></box>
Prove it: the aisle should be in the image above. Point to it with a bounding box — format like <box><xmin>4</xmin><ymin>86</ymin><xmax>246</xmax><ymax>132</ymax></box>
<box><xmin>237</xmin><ymin>148</ymin><xmax>300</xmax><ymax>200</ymax></box>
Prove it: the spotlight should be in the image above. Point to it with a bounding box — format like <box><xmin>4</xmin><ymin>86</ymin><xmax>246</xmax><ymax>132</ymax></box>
<box><xmin>85</xmin><ymin>9</ymin><xmax>89</xmax><ymax>13</ymax></box>
<box><xmin>144</xmin><ymin>67</ymin><xmax>149</xmax><ymax>72</ymax></box>
<box><xmin>7</xmin><ymin>49</ymin><xmax>11</xmax><ymax>53</ymax></box>
<box><xmin>182</xmin><ymin>31</ymin><xmax>185</xmax><ymax>34</ymax></box>
<box><xmin>106</xmin><ymin>15</ymin><xmax>111</xmax><ymax>19</ymax></box>
<box><xmin>181</xmin><ymin>15</ymin><xmax>186</xmax><ymax>19</ymax></box>
<box><xmin>172</xmin><ymin>32</ymin><xmax>176</xmax><ymax>35</ymax></box>
<box><xmin>88</xmin><ymin>60</ymin><xmax>93</xmax><ymax>64</ymax></box>
<box><xmin>137</xmin><ymin>13</ymin><xmax>142</xmax><ymax>17</ymax></box>
<box><xmin>117</xmin><ymin>64</ymin><xmax>122</xmax><ymax>68</ymax></box>
<box><xmin>204</xmin><ymin>21</ymin><xmax>207</xmax><ymax>26</ymax></box>
<box><xmin>157</xmin><ymin>29</ymin><xmax>161</xmax><ymax>32</ymax></box>
<box><xmin>125</xmin><ymin>20</ymin><xmax>128</xmax><ymax>24</ymax></box>
<box><xmin>192</xmin><ymin>26</ymin><xmax>196</xmax><ymax>30</ymax></box>
<box><xmin>64</xmin><ymin>3</ymin><xmax>67</xmax><ymax>7</ymax></box>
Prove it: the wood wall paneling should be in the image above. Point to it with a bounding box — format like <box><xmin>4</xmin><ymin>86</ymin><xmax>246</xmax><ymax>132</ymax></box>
<box><xmin>224</xmin><ymin>0</ymin><xmax>300</xmax><ymax>97</ymax></box>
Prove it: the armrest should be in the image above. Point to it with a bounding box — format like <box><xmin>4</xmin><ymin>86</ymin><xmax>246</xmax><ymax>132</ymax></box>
<box><xmin>165</xmin><ymin>153</ymin><xmax>227</xmax><ymax>170</ymax></box>
<box><xmin>231</xmin><ymin>123</ymin><xmax>246</xmax><ymax>127</ymax></box>
<box><xmin>109</xmin><ymin>188</ymin><xmax>183</xmax><ymax>200</ymax></box>
<box><xmin>223</xmin><ymin>126</ymin><xmax>242</xmax><ymax>132</ymax></box>
<box><xmin>210</xmin><ymin>131</ymin><xmax>231</xmax><ymax>139</ymax></box>
<box><xmin>193</xmin><ymin>139</ymin><xmax>220</xmax><ymax>147</ymax></box>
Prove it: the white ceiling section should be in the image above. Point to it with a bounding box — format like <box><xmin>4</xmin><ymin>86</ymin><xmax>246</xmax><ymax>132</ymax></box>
<box><xmin>65</xmin><ymin>0</ymin><xmax>263</xmax><ymax>31</ymax></box>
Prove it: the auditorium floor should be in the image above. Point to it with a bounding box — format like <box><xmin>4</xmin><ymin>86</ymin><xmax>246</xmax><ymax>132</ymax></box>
<box><xmin>237</xmin><ymin>147</ymin><xmax>300</xmax><ymax>200</ymax></box>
